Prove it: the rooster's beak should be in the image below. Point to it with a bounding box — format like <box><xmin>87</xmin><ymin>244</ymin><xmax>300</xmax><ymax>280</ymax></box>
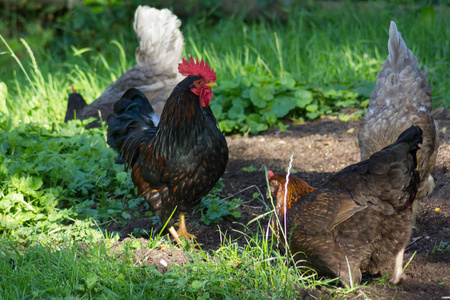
<box><xmin>206</xmin><ymin>82</ymin><xmax>217</xmax><ymax>87</ymax></box>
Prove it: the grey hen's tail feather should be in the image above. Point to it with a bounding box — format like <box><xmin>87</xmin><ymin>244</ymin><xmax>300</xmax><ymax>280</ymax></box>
<box><xmin>369</xmin><ymin>21</ymin><xmax>432</xmax><ymax>111</ymax></box>
<box><xmin>134</xmin><ymin>5</ymin><xmax>184</xmax><ymax>72</ymax></box>
<box><xmin>386</xmin><ymin>21</ymin><xmax>419</xmax><ymax>74</ymax></box>
<box><xmin>107</xmin><ymin>88</ymin><xmax>159</xmax><ymax>168</ymax></box>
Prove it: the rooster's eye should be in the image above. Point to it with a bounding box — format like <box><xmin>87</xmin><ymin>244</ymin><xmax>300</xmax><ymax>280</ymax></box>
<box><xmin>196</xmin><ymin>80</ymin><xmax>202</xmax><ymax>85</ymax></box>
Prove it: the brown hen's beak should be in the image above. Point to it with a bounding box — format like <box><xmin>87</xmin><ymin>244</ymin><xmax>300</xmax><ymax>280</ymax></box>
<box><xmin>206</xmin><ymin>82</ymin><xmax>217</xmax><ymax>87</ymax></box>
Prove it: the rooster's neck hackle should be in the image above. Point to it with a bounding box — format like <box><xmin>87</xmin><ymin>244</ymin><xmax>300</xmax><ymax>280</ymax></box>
<box><xmin>155</xmin><ymin>76</ymin><xmax>216</xmax><ymax>154</ymax></box>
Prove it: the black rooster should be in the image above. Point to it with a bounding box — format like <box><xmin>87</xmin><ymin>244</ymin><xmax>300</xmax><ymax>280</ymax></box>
<box><xmin>108</xmin><ymin>57</ymin><xmax>228</xmax><ymax>243</ymax></box>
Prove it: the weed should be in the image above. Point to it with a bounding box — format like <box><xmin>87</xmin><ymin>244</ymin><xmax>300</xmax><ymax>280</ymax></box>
<box><xmin>431</xmin><ymin>241</ymin><xmax>450</xmax><ymax>254</ymax></box>
<box><xmin>197</xmin><ymin>179</ymin><xmax>243</xmax><ymax>225</ymax></box>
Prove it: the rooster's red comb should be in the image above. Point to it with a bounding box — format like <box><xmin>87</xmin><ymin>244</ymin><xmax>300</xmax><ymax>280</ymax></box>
<box><xmin>178</xmin><ymin>56</ymin><xmax>216</xmax><ymax>82</ymax></box>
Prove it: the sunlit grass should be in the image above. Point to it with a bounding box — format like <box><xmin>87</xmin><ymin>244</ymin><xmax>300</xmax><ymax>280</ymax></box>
<box><xmin>183</xmin><ymin>4</ymin><xmax>448</xmax><ymax>107</ymax></box>
<box><xmin>1</xmin><ymin>2</ymin><xmax>448</xmax><ymax>127</ymax></box>
<box><xmin>0</xmin><ymin>218</ymin><xmax>339</xmax><ymax>299</ymax></box>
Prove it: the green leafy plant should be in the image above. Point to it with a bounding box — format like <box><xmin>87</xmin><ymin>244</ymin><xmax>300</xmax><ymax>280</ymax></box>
<box><xmin>241</xmin><ymin>165</ymin><xmax>257</xmax><ymax>172</ymax></box>
<box><xmin>199</xmin><ymin>197</ymin><xmax>243</xmax><ymax>225</ymax></box>
<box><xmin>212</xmin><ymin>75</ymin><xmax>372</xmax><ymax>134</ymax></box>
<box><xmin>196</xmin><ymin>179</ymin><xmax>242</xmax><ymax>225</ymax></box>
<box><xmin>431</xmin><ymin>241</ymin><xmax>450</xmax><ymax>254</ymax></box>
<box><xmin>0</xmin><ymin>120</ymin><xmax>140</xmax><ymax>237</ymax></box>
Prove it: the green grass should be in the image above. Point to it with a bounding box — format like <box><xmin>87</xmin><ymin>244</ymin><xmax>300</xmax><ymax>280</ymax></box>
<box><xmin>0</xmin><ymin>2</ymin><xmax>448</xmax><ymax>298</ymax></box>
<box><xmin>1</xmin><ymin>2</ymin><xmax>448</xmax><ymax>127</ymax></box>
<box><xmin>0</xmin><ymin>227</ymin><xmax>339</xmax><ymax>299</ymax></box>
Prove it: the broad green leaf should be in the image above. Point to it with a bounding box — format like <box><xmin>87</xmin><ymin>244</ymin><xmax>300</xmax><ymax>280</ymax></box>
<box><xmin>351</xmin><ymin>81</ymin><xmax>375</xmax><ymax>98</ymax></box>
<box><xmin>2</xmin><ymin>192</ymin><xmax>24</xmax><ymax>204</ymax></box>
<box><xmin>191</xmin><ymin>280</ymin><xmax>206</xmax><ymax>290</ymax></box>
<box><xmin>322</xmin><ymin>88</ymin><xmax>339</xmax><ymax>98</ymax></box>
<box><xmin>255</xmin><ymin>123</ymin><xmax>269</xmax><ymax>133</ymax></box>
<box><xmin>306</xmin><ymin>104</ymin><xmax>318</xmax><ymax>112</ymax></box>
<box><xmin>242</xmin><ymin>88</ymin><xmax>251</xmax><ymax>99</ymax></box>
<box><xmin>246</xmin><ymin>114</ymin><xmax>267</xmax><ymax>134</ymax></box>
<box><xmin>230</xmin><ymin>211</ymin><xmax>241</xmax><ymax>218</ymax></box>
<box><xmin>218</xmin><ymin>79</ymin><xmax>240</xmax><ymax>90</ymax></box>
<box><xmin>39</xmin><ymin>193</ymin><xmax>57</xmax><ymax>207</ymax></box>
<box><xmin>249</xmin><ymin>86</ymin><xmax>274</xmax><ymax>108</ymax></box>
<box><xmin>360</xmin><ymin>99</ymin><xmax>370</xmax><ymax>108</ymax></box>
<box><xmin>210</xmin><ymin>102</ymin><xmax>223</xmax><ymax>119</ymax></box>
<box><xmin>264</xmin><ymin>113</ymin><xmax>277</xmax><ymax>125</ymax></box>
<box><xmin>294</xmin><ymin>89</ymin><xmax>313</xmax><ymax>108</ymax></box>
<box><xmin>228</xmin><ymin>104</ymin><xmax>245</xmax><ymax>121</ymax></box>
<box><xmin>269</xmin><ymin>96</ymin><xmax>297</xmax><ymax>118</ymax></box>
<box><xmin>306</xmin><ymin>111</ymin><xmax>320</xmax><ymax>119</ymax></box>
<box><xmin>0</xmin><ymin>218</ymin><xmax>19</xmax><ymax>229</ymax></box>
<box><xmin>18</xmin><ymin>211</ymin><xmax>36</xmax><ymax>222</ymax></box>
<box><xmin>227</xmin><ymin>98</ymin><xmax>247</xmax><ymax>121</ymax></box>
<box><xmin>85</xmin><ymin>274</ymin><xmax>98</xmax><ymax>290</ymax></box>
<box><xmin>0</xmin><ymin>198</ymin><xmax>12</xmax><ymax>210</ymax></box>
<box><xmin>246</xmin><ymin>114</ymin><xmax>261</xmax><ymax>123</ymax></box>
<box><xmin>115</xmin><ymin>171</ymin><xmax>128</xmax><ymax>183</ymax></box>
<box><xmin>277</xmin><ymin>76</ymin><xmax>296</xmax><ymax>89</ymax></box>
<box><xmin>335</xmin><ymin>99</ymin><xmax>356</xmax><ymax>108</ymax></box>
<box><xmin>219</xmin><ymin>120</ymin><xmax>237</xmax><ymax>133</ymax></box>
<box><xmin>121</xmin><ymin>211</ymin><xmax>132</xmax><ymax>219</ymax></box>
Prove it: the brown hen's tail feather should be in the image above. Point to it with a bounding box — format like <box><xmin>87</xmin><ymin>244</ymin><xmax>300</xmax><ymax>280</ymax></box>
<box><xmin>107</xmin><ymin>88</ymin><xmax>159</xmax><ymax>168</ymax></box>
<box><xmin>384</xmin><ymin>125</ymin><xmax>423</xmax><ymax>169</ymax></box>
<box><xmin>335</xmin><ymin>125</ymin><xmax>422</xmax><ymax>212</ymax></box>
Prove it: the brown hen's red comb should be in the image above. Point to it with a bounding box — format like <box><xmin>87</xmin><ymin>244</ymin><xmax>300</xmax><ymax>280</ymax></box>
<box><xmin>178</xmin><ymin>56</ymin><xmax>216</xmax><ymax>82</ymax></box>
<box><xmin>267</xmin><ymin>170</ymin><xmax>274</xmax><ymax>179</ymax></box>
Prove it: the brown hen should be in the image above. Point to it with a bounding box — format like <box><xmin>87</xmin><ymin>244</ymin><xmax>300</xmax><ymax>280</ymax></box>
<box><xmin>269</xmin><ymin>126</ymin><xmax>422</xmax><ymax>286</ymax></box>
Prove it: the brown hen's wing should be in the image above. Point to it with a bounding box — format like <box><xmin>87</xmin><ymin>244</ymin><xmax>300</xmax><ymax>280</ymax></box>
<box><xmin>290</xmin><ymin>189</ymin><xmax>367</xmax><ymax>234</ymax></box>
<box><xmin>358</xmin><ymin>21</ymin><xmax>440</xmax><ymax>202</ymax></box>
<box><xmin>335</xmin><ymin>126</ymin><xmax>421</xmax><ymax>213</ymax></box>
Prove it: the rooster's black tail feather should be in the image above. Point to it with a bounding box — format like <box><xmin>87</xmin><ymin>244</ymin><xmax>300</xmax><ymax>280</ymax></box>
<box><xmin>107</xmin><ymin>88</ymin><xmax>159</xmax><ymax>168</ymax></box>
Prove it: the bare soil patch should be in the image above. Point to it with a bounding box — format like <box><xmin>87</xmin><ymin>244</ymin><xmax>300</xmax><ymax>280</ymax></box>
<box><xmin>106</xmin><ymin>110</ymin><xmax>450</xmax><ymax>299</ymax></box>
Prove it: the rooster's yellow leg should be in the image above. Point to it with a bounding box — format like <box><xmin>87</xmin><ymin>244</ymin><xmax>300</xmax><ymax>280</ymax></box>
<box><xmin>176</xmin><ymin>212</ymin><xmax>197</xmax><ymax>240</ymax></box>
<box><xmin>168</xmin><ymin>226</ymin><xmax>182</xmax><ymax>244</ymax></box>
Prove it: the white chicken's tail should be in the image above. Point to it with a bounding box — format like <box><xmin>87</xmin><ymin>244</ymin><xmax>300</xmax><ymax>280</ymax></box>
<box><xmin>134</xmin><ymin>6</ymin><xmax>184</xmax><ymax>72</ymax></box>
<box><xmin>369</xmin><ymin>21</ymin><xmax>432</xmax><ymax>110</ymax></box>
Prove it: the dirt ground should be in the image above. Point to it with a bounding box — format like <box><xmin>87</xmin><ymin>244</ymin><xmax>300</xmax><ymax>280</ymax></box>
<box><xmin>106</xmin><ymin>109</ymin><xmax>450</xmax><ymax>299</ymax></box>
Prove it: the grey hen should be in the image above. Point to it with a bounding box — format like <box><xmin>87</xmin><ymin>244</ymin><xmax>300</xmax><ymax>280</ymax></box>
<box><xmin>65</xmin><ymin>5</ymin><xmax>184</xmax><ymax>123</ymax></box>
<box><xmin>358</xmin><ymin>21</ymin><xmax>441</xmax><ymax>222</ymax></box>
